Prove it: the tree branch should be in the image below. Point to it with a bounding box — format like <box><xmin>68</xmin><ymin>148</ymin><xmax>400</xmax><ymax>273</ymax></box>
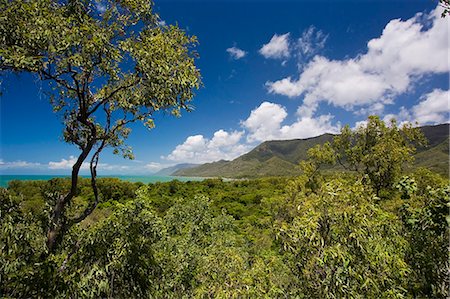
<box><xmin>68</xmin><ymin>139</ymin><xmax>105</xmax><ymax>226</ymax></box>
<box><xmin>46</xmin><ymin>138</ymin><xmax>96</xmax><ymax>252</ymax></box>
<box><xmin>87</xmin><ymin>79</ymin><xmax>139</xmax><ymax>116</ymax></box>
<box><xmin>40</xmin><ymin>69</ymin><xmax>77</xmax><ymax>93</ymax></box>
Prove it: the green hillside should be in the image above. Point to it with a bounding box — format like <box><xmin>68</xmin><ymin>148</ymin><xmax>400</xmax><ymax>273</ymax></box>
<box><xmin>239</xmin><ymin>133</ymin><xmax>334</xmax><ymax>164</ymax></box>
<box><xmin>173</xmin><ymin>134</ymin><xmax>335</xmax><ymax>178</ymax></box>
<box><xmin>413</xmin><ymin>137</ymin><xmax>449</xmax><ymax>177</ymax></box>
<box><xmin>175</xmin><ymin>124</ymin><xmax>449</xmax><ymax>178</ymax></box>
<box><xmin>418</xmin><ymin>123</ymin><xmax>449</xmax><ymax>147</ymax></box>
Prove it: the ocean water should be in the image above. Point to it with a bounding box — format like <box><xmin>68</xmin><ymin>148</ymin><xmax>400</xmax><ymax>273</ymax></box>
<box><xmin>0</xmin><ymin>175</ymin><xmax>204</xmax><ymax>188</ymax></box>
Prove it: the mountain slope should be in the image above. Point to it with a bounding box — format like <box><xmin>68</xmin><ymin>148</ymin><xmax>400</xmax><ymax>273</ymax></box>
<box><xmin>174</xmin><ymin>134</ymin><xmax>334</xmax><ymax>178</ymax></box>
<box><xmin>239</xmin><ymin>134</ymin><xmax>334</xmax><ymax>164</ymax></box>
<box><xmin>175</xmin><ymin>124</ymin><xmax>449</xmax><ymax>178</ymax></box>
<box><xmin>417</xmin><ymin>123</ymin><xmax>449</xmax><ymax>148</ymax></box>
<box><xmin>412</xmin><ymin>124</ymin><xmax>449</xmax><ymax>176</ymax></box>
<box><xmin>413</xmin><ymin>137</ymin><xmax>449</xmax><ymax>176</ymax></box>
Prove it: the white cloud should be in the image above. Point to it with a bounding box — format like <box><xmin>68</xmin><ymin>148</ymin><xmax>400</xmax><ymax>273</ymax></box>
<box><xmin>413</xmin><ymin>89</ymin><xmax>449</xmax><ymax>124</ymax></box>
<box><xmin>357</xmin><ymin>89</ymin><xmax>449</xmax><ymax>127</ymax></box>
<box><xmin>353</xmin><ymin>120</ymin><xmax>368</xmax><ymax>130</ymax></box>
<box><xmin>158</xmin><ymin>20</ymin><xmax>167</xmax><ymax>27</ymax></box>
<box><xmin>266</xmin><ymin>6</ymin><xmax>449</xmax><ymax>116</ymax></box>
<box><xmin>279</xmin><ymin>114</ymin><xmax>340</xmax><ymax>139</ymax></box>
<box><xmin>165</xmin><ymin>101</ymin><xmax>340</xmax><ymax>163</ymax></box>
<box><xmin>297</xmin><ymin>26</ymin><xmax>328</xmax><ymax>60</ymax></box>
<box><xmin>226</xmin><ymin>46</ymin><xmax>247</xmax><ymax>60</ymax></box>
<box><xmin>209</xmin><ymin>129</ymin><xmax>242</xmax><ymax>147</ymax></box>
<box><xmin>48</xmin><ymin>156</ymin><xmax>88</xmax><ymax>170</ymax></box>
<box><xmin>48</xmin><ymin>156</ymin><xmax>132</xmax><ymax>172</ymax></box>
<box><xmin>266</xmin><ymin>77</ymin><xmax>302</xmax><ymax>98</ymax></box>
<box><xmin>267</xmin><ymin>56</ymin><xmax>395</xmax><ymax>116</ymax></box>
<box><xmin>382</xmin><ymin>106</ymin><xmax>412</xmax><ymax>127</ymax></box>
<box><xmin>164</xmin><ymin>130</ymin><xmax>250</xmax><ymax>163</ymax></box>
<box><xmin>241</xmin><ymin>102</ymin><xmax>288</xmax><ymax>142</ymax></box>
<box><xmin>0</xmin><ymin>160</ymin><xmax>41</xmax><ymax>169</ymax></box>
<box><xmin>0</xmin><ymin>157</ymin><xmax>132</xmax><ymax>173</ymax></box>
<box><xmin>259</xmin><ymin>33</ymin><xmax>290</xmax><ymax>59</ymax></box>
<box><xmin>242</xmin><ymin>102</ymin><xmax>340</xmax><ymax>142</ymax></box>
<box><xmin>355</xmin><ymin>102</ymin><xmax>386</xmax><ymax>116</ymax></box>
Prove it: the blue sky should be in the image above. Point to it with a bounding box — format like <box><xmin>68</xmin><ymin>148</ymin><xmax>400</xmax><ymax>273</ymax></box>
<box><xmin>1</xmin><ymin>0</ymin><xmax>449</xmax><ymax>174</ymax></box>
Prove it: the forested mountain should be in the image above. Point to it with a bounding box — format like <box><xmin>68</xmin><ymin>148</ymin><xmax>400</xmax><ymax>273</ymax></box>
<box><xmin>175</xmin><ymin>124</ymin><xmax>449</xmax><ymax>178</ymax></box>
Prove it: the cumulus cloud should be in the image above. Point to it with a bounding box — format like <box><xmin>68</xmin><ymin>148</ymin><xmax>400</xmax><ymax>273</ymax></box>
<box><xmin>242</xmin><ymin>101</ymin><xmax>340</xmax><ymax>142</ymax></box>
<box><xmin>241</xmin><ymin>102</ymin><xmax>288</xmax><ymax>142</ymax></box>
<box><xmin>280</xmin><ymin>114</ymin><xmax>340</xmax><ymax>139</ymax></box>
<box><xmin>226</xmin><ymin>46</ymin><xmax>247</xmax><ymax>60</ymax></box>
<box><xmin>382</xmin><ymin>106</ymin><xmax>412</xmax><ymax>127</ymax></box>
<box><xmin>164</xmin><ymin>130</ymin><xmax>250</xmax><ymax>163</ymax></box>
<box><xmin>412</xmin><ymin>89</ymin><xmax>449</xmax><ymax>124</ymax></box>
<box><xmin>259</xmin><ymin>33</ymin><xmax>290</xmax><ymax>59</ymax></box>
<box><xmin>267</xmin><ymin>6</ymin><xmax>449</xmax><ymax>116</ymax></box>
<box><xmin>266</xmin><ymin>77</ymin><xmax>302</xmax><ymax>98</ymax></box>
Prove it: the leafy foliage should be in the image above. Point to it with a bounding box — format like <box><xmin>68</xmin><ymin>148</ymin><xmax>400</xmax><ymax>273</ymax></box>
<box><xmin>0</xmin><ymin>0</ymin><xmax>201</xmax><ymax>251</ymax></box>
<box><xmin>2</xmin><ymin>168</ymin><xmax>448</xmax><ymax>297</ymax></box>
<box><xmin>277</xmin><ymin>178</ymin><xmax>410</xmax><ymax>298</ymax></box>
<box><xmin>440</xmin><ymin>0</ymin><xmax>450</xmax><ymax>17</ymax></box>
<box><xmin>399</xmin><ymin>172</ymin><xmax>449</xmax><ymax>298</ymax></box>
<box><xmin>305</xmin><ymin>116</ymin><xmax>426</xmax><ymax>197</ymax></box>
<box><xmin>1</xmin><ymin>118</ymin><xmax>448</xmax><ymax>297</ymax></box>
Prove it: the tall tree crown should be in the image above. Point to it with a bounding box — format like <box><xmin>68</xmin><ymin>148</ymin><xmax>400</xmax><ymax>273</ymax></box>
<box><xmin>0</xmin><ymin>0</ymin><xmax>201</xmax><ymax>251</ymax></box>
<box><xmin>1</xmin><ymin>0</ymin><xmax>201</xmax><ymax>157</ymax></box>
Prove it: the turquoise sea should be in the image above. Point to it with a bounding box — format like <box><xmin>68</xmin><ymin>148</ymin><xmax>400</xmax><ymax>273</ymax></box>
<box><xmin>0</xmin><ymin>175</ymin><xmax>204</xmax><ymax>188</ymax></box>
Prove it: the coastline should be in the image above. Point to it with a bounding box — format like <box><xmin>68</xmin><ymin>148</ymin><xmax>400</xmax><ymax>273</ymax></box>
<box><xmin>0</xmin><ymin>174</ymin><xmax>206</xmax><ymax>188</ymax></box>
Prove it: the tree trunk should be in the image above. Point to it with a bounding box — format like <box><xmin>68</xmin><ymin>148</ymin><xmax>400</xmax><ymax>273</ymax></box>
<box><xmin>46</xmin><ymin>141</ymin><xmax>94</xmax><ymax>253</ymax></box>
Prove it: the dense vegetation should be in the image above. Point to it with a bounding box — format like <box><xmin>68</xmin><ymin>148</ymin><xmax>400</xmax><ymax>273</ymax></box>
<box><xmin>1</xmin><ymin>118</ymin><xmax>449</xmax><ymax>298</ymax></box>
<box><xmin>1</xmin><ymin>1</ymin><xmax>447</xmax><ymax>297</ymax></box>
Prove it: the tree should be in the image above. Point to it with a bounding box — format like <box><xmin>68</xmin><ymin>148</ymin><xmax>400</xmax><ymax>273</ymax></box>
<box><xmin>0</xmin><ymin>0</ymin><xmax>201</xmax><ymax>252</ymax></box>
<box><xmin>398</xmin><ymin>171</ymin><xmax>449</xmax><ymax>297</ymax></box>
<box><xmin>306</xmin><ymin>116</ymin><xmax>426</xmax><ymax>197</ymax></box>
<box><xmin>439</xmin><ymin>0</ymin><xmax>450</xmax><ymax>17</ymax></box>
<box><xmin>277</xmin><ymin>177</ymin><xmax>411</xmax><ymax>298</ymax></box>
